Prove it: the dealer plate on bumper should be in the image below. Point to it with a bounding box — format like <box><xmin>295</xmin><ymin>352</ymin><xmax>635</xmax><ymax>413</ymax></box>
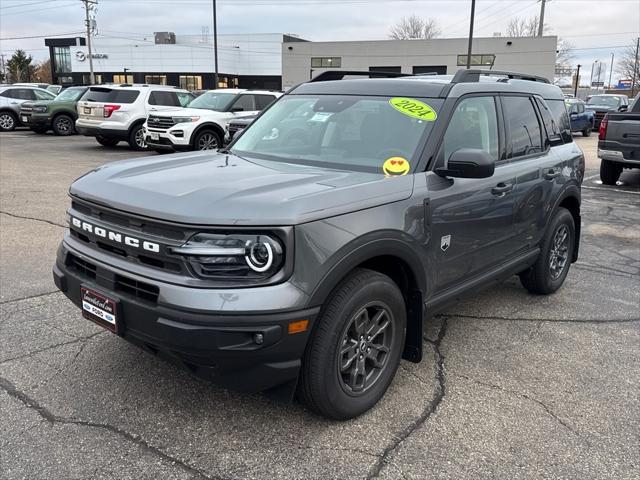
<box><xmin>81</xmin><ymin>286</ymin><xmax>120</xmax><ymax>333</ymax></box>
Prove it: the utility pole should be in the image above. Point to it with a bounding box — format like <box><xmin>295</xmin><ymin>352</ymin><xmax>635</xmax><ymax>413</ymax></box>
<box><xmin>538</xmin><ymin>0</ymin><xmax>547</xmax><ymax>37</ymax></box>
<box><xmin>466</xmin><ymin>0</ymin><xmax>476</xmax><ymax>69</ymax></box>
<box><xmin>0</xmin><ymin>54</ymin><xmax>5</xmax><ymax>82</ymax></box>
<box><xmin>212</xmin><ymin>0</ymin><xmax>219</xmax><ymax>88</ymax></box>
<box><xmin>608</xmin><ymin>52</ymin><xmax>614</xmax><ymax>89</ymax></box>
<box><xmin>632</xmin><ymin>37</ymin><xmax>639</xmax><ymax>97</ymax></box>
<box><xmin>574</xmin><ymin>64</ymin><xmax>581</xmax><ymax>98</ymax></box>
<box><xmin>81</xmin><ymin>0</ymin><xmax>97</xmax><ymax>85</ymax></box>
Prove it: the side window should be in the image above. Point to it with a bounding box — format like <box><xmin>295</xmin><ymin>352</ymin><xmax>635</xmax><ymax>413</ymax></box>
<box><xmin>255</xmin><ymin>95</ymin><xmax>275</xmax><ymax>110</ymax></box>
<box><xmin>34</xmin><ymin>89</ymin><xmax>54</xmax><ymax>100</ymax></box>
<box><xmin>15</xmin><ymin>89</ymin><xmax>35</xmax><ymax>100</ymax></box>
<box><xmin>547</xmin><ymin>100</ymin><xmax>572</xmax><ymax>143</ymax></box>
<box><xmin>230</xmin><ymin>94</ymin><xmax>255</xmax><ymax>112</ymax></box>
<box><xmin>176</xmin><ymin>92</ymin><xmax>193</xmax><ymax>107</ymax></box>
<box><xmin>534</xmin><ymin>97</ymin><xmax>562</xmax><ymax>147</ymax></box>
<box><xmin>148</xmin><ymin>91</ymin><xmax>180</xmax><ymax>106</ymax></box>
<box><xmin>0</xmin><ymin>89</ymin><xmax>14</xmax><ymax>98</ymax></box>
<box><xmin>441</xmin><ymin>96</ymin><xmax>499</xmax><ymax>163</ymax></box>
<box><xmin>502</xmin><ymin>96</ymin><xmax>543</xmax><ymax>159</ymax></box>
<box><xmin>577</xmin><ymin>103</ymin><xmax>585</xmax><ymax>113</ymax></box>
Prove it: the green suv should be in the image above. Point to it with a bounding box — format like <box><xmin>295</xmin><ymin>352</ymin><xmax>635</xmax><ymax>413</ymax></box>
<box><xmin>20</xmin><ymin>86</ymin><xmax>88</xmax><ymax>136</ymax></box>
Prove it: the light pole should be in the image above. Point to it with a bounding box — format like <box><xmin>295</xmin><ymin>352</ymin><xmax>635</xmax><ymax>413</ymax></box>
<box><xmin>574</xmin><ymin>64</ymin><xmax>581</xmax><ymax>98</ymax></box>
<box><xmin>466</xmin><ymin>0</ymin><xmax>476</xmax><ymax>70</ymax></box>
<box><xmin>608</xmin><ymin>53</ymin><xmax>614</xmax><ymax>89</ymax></box>
<box><xmin>123</xmin><ymin>67</ymin><xmax>129</xmax><ymax>84</ymax></box>
<box><xmin>212</xmin><ymin>0</ymin><xmax>219</xmax><ymax>88</ymax></box>
<box><xmin>590</xmin><ymin>60</ymin><xmax>599</xmax><ymax>89</ymax></box>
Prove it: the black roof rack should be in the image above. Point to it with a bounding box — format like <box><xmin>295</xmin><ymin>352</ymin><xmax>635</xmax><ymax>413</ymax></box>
<box><xmin>309</xmin><ymin>70</ymin><xmax>412</xmax><ymax>82</ymax></box>
<box><xmin>452</xmin><ymin>69</ymin><xmax>550</xmax><ymax>84</ymax></box>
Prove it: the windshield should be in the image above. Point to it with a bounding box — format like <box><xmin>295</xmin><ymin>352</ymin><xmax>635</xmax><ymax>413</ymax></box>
<box><xmin>188</xmin><ymin>91</ymin><xmax>236</xmax><ymax>111</ymax></box>
<box><xmin>230</xmin><ymin>94</ymin><xmax>442</xmax><ymax>173</ymax></box>
<box><xmin>586</xmin><ymin>95</ymin><xmax>620</xmax><ymax>107</ymax></box>
<box><xmin>55</xmin><ymin>88</ymin><xmax>85</xmax><ymax>102</ymax></box>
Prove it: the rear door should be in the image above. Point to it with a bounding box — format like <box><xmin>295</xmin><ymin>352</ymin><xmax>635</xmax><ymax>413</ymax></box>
<box><xmin>427</xmin><ymin>95</ymin><xmax>520</xmax><ymax>292</ymax></box>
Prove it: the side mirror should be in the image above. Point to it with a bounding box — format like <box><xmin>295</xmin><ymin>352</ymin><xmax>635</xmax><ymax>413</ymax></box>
<box><xmin>436</xmin><ymin>148</ymin><xmax>495</xmax><ymax>179</ymax></box>
<box><xmin>618</xmin><ymin>105</ymin><xmax>628</xmax><ymax>112</ymax></box>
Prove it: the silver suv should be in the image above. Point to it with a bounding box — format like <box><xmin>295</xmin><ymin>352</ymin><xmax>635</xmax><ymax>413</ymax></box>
<box><xmin>76</xmin><ymin>84</ymin><xmax>194</xmax><ymax>150</ymax></box>
<box><xmin>0</xmin><ymin>86</ymin><xmax>56</xmax><ymax>131</ymax></box>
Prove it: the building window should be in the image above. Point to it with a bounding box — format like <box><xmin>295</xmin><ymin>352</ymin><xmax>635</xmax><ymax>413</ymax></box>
<box><xmin>179</xmin><ymin>75</ymin><xmax>202</xmax><ymax>91</ymax></box>
<box><xmin>145</xmin><ymin>75</ymin><xmax>167</xmax><ymax>85</ymax></box>
<box><xmin>82</xmin><ymin>74</ymin><xmax>102</xmax><ymax>84</ymax></box>
<box><xmin>58</xmin><ymin>76</ymin><xmax>74</xmax><ymax>84</ymax></box>
<box><xmin>113</xmin><ymin>74</ymin><xmax>133</xmax><ymax>84</ymax></box>
<box><xmin>311</xmin><ymin>57</ymin><xmax>341</xmax><ymax>68</ymax></box>
<box><xmin>53</xmin><ymin>47</ymin><xmax>71</xmax><ymax>73</ymax></box>
<box><xmin>457</xmin><ymin>54</ymin><xmax>496</xmax><ymax>66</ymax></box>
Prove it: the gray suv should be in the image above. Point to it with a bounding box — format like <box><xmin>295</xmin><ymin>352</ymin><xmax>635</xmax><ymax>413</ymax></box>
<box><xmin>0</xmin><ymin>85</ymin><xmax>56</xmax><ymax>131</ymax></box>
<box><xmin>53</xmin><ymin>70</ymin><xmax>584</xmax><ymax>419</ymax></box>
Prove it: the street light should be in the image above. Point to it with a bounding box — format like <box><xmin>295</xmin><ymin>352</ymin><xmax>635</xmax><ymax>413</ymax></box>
<box><xmin>590</xmin><ymin>60</ymin><xmax>599</xmax><ymax>89</ymax></box>
<box><xmin>608</xmin><ymin>52</ymin><xmax>614</xmax><ymax>89</ymax></box>
<box><xmin>123</xmin><ymin>67</ymin><xmax>130</xmax><ymax>85</ymax></box>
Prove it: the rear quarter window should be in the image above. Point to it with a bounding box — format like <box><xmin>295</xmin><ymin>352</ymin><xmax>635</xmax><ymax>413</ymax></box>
<box><xmin>547</xmin><ymin>99</ymin><xmax>572</xmax><ymax>144</ymax></box>
<box><xmin>81</xmin><ymin>88</ymin><xmax>140</xmax><ymax>104</ymax></box>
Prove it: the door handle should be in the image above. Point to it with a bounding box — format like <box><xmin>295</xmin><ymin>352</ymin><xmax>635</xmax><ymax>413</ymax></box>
<box><xmin>543</xmin><ymin>168</ymin><xmax>560</xmax><ymax>180</ymax></box>
<box><xmin>491</xmin><ymin>182</ymin><xmax>513</xmax><ymax>196</ymax></box>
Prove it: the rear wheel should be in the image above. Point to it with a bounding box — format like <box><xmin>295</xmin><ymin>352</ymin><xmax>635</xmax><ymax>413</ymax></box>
<box><xmin>52</xmin><ymin>114</ymin><xmax>75</xmax><ymax>136</ymax></box>
<box><xmin>0</xmin><ymin>111</ymin><xmax>17</xmax><ymax>132</ymax></box>
<box><xmin>600</xmin><ymin>160</ymin><xmax>622</xmax><ymax>185</ymax></box>
<box><xmin>128</xmin><ymin>124</ymin><xmax>147</xmax><ymax>150</ymax></box>
<box><xmin>298</xmin><ymin>268</ymin><xmax>406</xmax><ymax>420</ymax></box>
<box><xmin>95</xmin><ymin>135</ymin><xmax>119</xmax><ymax>147</ymax></box>
<box><xmin>194</xmin><ymin>130</ymin><xmax>221</xmax><ymax>151</ymax></box>
<box><xmin>520</xmin><ymin>208</ymin><xmax>575</xmax><ymax>295</ymax></box>
<box><xmin>581</xmin><ymin>127</ymin><xmax>591</xmax><ymax>137</ymax></box>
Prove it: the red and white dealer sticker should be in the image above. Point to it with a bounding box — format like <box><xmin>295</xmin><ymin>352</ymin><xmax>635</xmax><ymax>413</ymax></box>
<box><xmin>81</xmin><ymin>286</ymin><xmax>118</xmax><ymax>333</ymax></box>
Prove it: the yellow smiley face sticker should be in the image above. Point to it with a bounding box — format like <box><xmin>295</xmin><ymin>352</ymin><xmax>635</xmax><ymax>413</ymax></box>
<box><xmin>383</xmin><ymin>157</ymin><xmax>410</xmax><ymax>176</ymax></box>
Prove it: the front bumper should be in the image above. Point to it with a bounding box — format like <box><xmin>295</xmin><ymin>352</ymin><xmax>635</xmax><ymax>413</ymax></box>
<box><xmin>145</xmin><ymin>134</ymin><xmax>192</xmax><ymax>152</ymax></box>
<box><xmin>53</xmin><ymin>239</ymin><xmax>318</xmax><ymax>395</ymax></box>
<box><xmin>22</xmin><ymin>113</ymin><xmax>51</xmax><ymax>127</ymax></box>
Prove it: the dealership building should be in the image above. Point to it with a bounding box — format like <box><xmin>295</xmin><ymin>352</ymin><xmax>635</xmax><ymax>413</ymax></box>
<box><xmin>45</xmin><ymin>34</ymin><xmax>557</xmax><ymax>90</ymax></box>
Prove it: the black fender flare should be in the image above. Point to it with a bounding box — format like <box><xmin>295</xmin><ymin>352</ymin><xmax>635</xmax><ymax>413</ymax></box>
<box><xmin>547</xmin><ymin>182</ymin><xmax>581</xmax><ymax>262</ymax></box>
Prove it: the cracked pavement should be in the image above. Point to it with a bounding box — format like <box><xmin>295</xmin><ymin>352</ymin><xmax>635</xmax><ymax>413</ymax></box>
<box><xmin>1</xmin><ymin>131</ymin><xmax>638</xmax><ymax>479</ymax></box>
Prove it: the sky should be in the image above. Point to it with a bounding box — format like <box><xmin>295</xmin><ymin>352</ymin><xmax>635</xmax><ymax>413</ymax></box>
<box><xmin>1</xmin><ymin>0</ymin><xmax>638</xmax><ymax>84</ymax></box>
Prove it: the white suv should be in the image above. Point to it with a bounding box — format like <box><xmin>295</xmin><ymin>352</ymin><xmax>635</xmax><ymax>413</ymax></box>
<box><xmin>144</xmin><ymin>89</ymin><xmax>281</xmax><ymax>152</ymax></box>
<box><xmin>76</xmin><ymin>85</ymin><xmax>194</xmax><ymax>150</ymax></box>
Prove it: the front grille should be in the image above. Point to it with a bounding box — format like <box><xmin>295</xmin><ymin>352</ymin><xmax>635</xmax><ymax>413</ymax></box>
<box><xmin>114</xmin><ymin>275</ymin><xmax>159</xmax><ymax>303</ymax></box>
<box><xmin>147</xmin><ymin>115</ymin><xmax>176</xmax><ymax>130</ymax></box>
<box><xmin>66</xmin><ymin>253</ymin><xmax>97</xmax><ymax>279</ymax></box>
<box><xmin>66</xmin><ymin>253</ymin><xmax>159</xmax><ymax>303</ymax></box>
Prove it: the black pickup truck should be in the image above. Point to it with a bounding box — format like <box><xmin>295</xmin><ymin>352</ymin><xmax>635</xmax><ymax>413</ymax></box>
<box><xmin>598</xmin><ymin>93</ymin><xmax>640</xmax><ymax>185</ymax></box>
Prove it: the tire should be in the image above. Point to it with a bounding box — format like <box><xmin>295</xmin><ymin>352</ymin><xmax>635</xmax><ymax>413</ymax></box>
<box><xmin>194</xmin><ymin>129</ymin><xmax>221</xmax><ymax>151</ymax></box>
<box><xmin>519</xmin><ymin>207</ymin><xmax>575</xmax><ymax>295</ymax></box>
<box><xmin>581</xmin><ymin>127</ymin><xmax>591</xmax><ymax>137</ymax></box>
<box><xmin>298</xmin><ymin>268</ymin><xmax>406</xmax><ymax>420</ymax></box>
<box><xmin>127</xmin><ymin>123</ymin><xmax>147</xmax><ymax>151</ymax></box>
<box><xmin>0</xmin><ymin>111</ymin><xmax>17</xmax><ymax>132</ymax></box>
<box><xmin>95</xmin><ymin>135</ymin><xmax>120</xmax><ymax>147</ymax></box>
<box><xmin>52</xmin><ymin>114</ymin><xmax>75</xmax><ymax>136</ymax></box>
<box><xmin>30</xmin><ymin>126</ymin><xmax>49</xmax><ymax>134</ymax></box>
<box><xmin>600</xmin><ymin>160</ymin><xmax>622</xmax><ymax>185</ymax></box>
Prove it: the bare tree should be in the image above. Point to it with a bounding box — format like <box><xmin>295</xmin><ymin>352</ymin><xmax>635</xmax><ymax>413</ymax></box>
<box><xmin>389</xmin><ymin>15</ymin><xmax>441</xmax><ymax>40</ymax></box>
<box><xmin>616</xmin><ymin>40</ymin><xmax>640</xmax><ymax>88</ymax></box>
<box><xmin>34</xmin><ymin>59</ymin><xmax>52</xmax><ymax>84</ymax></box>
<box><xmin>506</xmin><ymin>15</ymin><xmax>548</xmax><ymax>37</ymax></box>
<box><xmin>556</xmin><ymin>38</ymin><xmax>575</xmax><ymax>67</ymax></box>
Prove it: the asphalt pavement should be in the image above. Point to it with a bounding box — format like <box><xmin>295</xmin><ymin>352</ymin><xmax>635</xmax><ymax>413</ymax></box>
<box><xmin>0</xmin><ymin>130</ymin><xmax>638</xmax><ymax>480</ymax></box>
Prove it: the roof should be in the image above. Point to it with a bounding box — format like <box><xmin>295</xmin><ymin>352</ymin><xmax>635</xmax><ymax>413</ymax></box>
<box><xmin>291</xmin><ymin>70</ymin><xmax>564</xmax><ymax>100</ymax></box>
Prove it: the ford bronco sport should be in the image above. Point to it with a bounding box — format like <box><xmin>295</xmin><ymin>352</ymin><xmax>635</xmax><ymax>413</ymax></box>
<box><xmin>53</xmin><ymin>70</ymin><xmax>584</xmax><ymax>420</ymax></box>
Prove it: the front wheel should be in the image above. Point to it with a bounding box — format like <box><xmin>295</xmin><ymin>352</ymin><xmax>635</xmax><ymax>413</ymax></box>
<box><xmin>298</xmin><ymin>269</ymin><xmax>406</xmax><ymax>420</ymax></box>
<box><xmin>600</xmin><ymin>160</ymin><xmax>622</xmax><ymax>185</ymax></box>
<box><xmin>0</xmin><ymin>111</ymin><xmax>17</xmax><ymax>132</ymax></box>
<box><xmin>194</xmin><ymin>130</ymin><xmax>221</xmax><ymax>151</ymax></box>
<box><xmin>520</xmin><ymin>208</ymin><xmax>575</xmax><ymax>295</ymax></box>
<box><xmin>52</xmin><ymin>114</ymin><xmax>75</xmax><ymax>136</ymax></box>
<box><xmin>581</xmin><ymin>127</ymin><xmax>591</xmax><ymax>137</ymax></box>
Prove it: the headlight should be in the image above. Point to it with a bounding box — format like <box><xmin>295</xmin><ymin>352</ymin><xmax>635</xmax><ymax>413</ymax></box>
<box><xmin>172</xmin><ymin>116</ymin><xmax>200</xmax><ymax>123</ymax></box>
<box><xmin>171</xmin><ymin>233</ymin><xmax>284</xmax><ymax>280</ymax></box>
<box><xmin>33</xmin><ymin>106</ymin><xmax>48</xmax><ymax>113</ymax></box>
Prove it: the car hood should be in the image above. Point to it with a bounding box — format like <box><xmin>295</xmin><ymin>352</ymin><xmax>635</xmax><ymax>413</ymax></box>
<box><xmin>69</xmin><ymin>152</ymin><xmax>414</xmax><ymax>225</ymax></box>
<box><xmin>585</xmin><ymin>105</ymin><xmax>616</xmax><ymax>111</ymax></box>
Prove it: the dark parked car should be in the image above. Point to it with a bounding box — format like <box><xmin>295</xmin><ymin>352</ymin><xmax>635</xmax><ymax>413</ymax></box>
<box><xmin>565</xmin><ymin>99</ymin><xmax>595</xmax><ymax>136</ymax></box>
<box><xmin>585</xmin><ymin>94</ymin><xmax>629</xmax><ymax>128</ymax></box>
<box><xmin>598</xmin><ymin>92</ymin><xmax>640</xmax><ymax>184</ymax></box>
<box><xmin>53</xmin><ymin>69</ymin><xmax>584</xmax><ymax>419</ymax></box>
<box><xmin>225</xmin><ymin>114</ymin><xmax>257</xmax><ymax>142</ymax></box>
<box><xmin>20</xmin><ymin>86</ymin><xmax>88</xmax><ymax>135</ymax></box>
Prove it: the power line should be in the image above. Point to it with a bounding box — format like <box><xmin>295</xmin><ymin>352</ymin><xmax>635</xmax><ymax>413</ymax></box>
<box><xmin>0</xmin><ymin>32</ymin><xmax>84</xmax><ymax>41</ymax></box>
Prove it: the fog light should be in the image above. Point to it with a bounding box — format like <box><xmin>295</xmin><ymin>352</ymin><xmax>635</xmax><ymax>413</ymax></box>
<box><xmin>172</xmin><ymin>130</ymin><xmax>184</xmax><ymax>137</ymax></box>
<box><xmin>254</xmin><ymin>333</ymin><xmax>264</xmax><ymax>345</ymax></box>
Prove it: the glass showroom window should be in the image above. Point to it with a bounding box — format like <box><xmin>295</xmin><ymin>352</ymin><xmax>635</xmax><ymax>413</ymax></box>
<box><xmin>311</xmin><ymin>57</ymin><xmax>342</xmax><ymax>68</ymax></box>
<box><xmin>179</xmin><ymin>75</ymin><xmax>203</xmax><ymax>91</ymax></box>
<box><xmin>144</xmin><ymin>75</ymin><xmax>167</xmax><ymax>85</ymax></box>
<box><xmin>53</xmin><ymin>47</ymin><xmax>71</xmax><ymax>73</ymax></box>
<box><xmin>457</xmin><ymin>54</ymin><xmax>495</xmax><ymax>66</ymax></box>
<box><xmin>113</xmin><ymin>74</ymin><xmax>133</xmax><ymax>84</ymax></box>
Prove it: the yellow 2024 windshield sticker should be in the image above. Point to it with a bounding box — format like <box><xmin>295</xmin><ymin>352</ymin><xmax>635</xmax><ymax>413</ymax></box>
<box><xmin>389</xmin><ymin>97</ymin><xmax>437</xmax><ymax>121</ymax></box>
